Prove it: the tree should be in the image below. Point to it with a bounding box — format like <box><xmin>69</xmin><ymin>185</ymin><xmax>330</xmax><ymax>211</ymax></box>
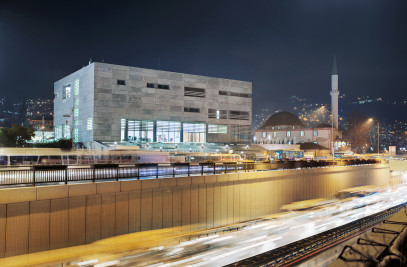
<box><xmin>0</xmin><ymin>124</ymin><xmax>35</xmax><ymax>147</ymax></box>
<box><xmin>343</xmin><ymin>110</ymin><xmax>370</xmax><ymax>153</ymax></box>
<box><xmin>17</xmin><ymin>99</ymin><xmax>28</xmax><ymax>127</ymax></box>
<box><xmin>34</xmin><ymin>138</ymin><xmax>73</xmax><ymax>149</ymax></box>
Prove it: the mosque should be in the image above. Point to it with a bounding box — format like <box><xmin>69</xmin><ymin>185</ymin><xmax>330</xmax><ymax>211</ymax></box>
<box><xmin>254</xmin><ymin>57</ymin><xmax>350</xmax><ymax>157</ymax></box>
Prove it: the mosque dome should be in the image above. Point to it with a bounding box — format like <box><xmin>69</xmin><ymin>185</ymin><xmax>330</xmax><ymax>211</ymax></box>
<box><xmin>262</xmin><ymin>111</ymin><xmax>303</xmax><ymax>128</ymax></box>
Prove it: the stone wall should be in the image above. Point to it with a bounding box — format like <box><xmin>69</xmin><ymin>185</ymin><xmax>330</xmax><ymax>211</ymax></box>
<box><xmin>0</xmin><ymin>164</ymin><xmax>391</xmax><ymax>257</ymax></box>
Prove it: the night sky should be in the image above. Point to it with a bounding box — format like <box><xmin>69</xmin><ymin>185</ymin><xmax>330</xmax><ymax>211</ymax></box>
<box><xmin>1</xmin><ymin>0</ymin><xmax>407</xmax><ymax>119</ymax></box>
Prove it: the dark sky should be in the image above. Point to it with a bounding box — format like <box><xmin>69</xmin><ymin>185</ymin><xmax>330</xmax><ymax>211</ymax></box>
<box><xmin>1</xmin><ymin>0</ymin><xmax>407</xmax><ymax>117</ymax></box>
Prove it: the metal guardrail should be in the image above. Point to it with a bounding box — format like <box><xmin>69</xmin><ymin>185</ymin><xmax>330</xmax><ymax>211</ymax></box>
<box><xmin>0</xmin><ymin>159</ymin><xmax>380</xmax><ymax>187</ymax></box>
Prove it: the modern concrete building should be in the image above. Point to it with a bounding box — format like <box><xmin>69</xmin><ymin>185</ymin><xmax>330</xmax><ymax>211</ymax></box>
<box><xmin>54</xmin><ymin>62</ymin><xmax>252</xmax><ymax>147</ymax></box>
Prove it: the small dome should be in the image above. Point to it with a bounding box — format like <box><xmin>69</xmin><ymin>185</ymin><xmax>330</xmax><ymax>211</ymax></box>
<box><xmin>262</xmin><ymin>111</ymin><xmax>303</xmax><ymax>128</ymax></box>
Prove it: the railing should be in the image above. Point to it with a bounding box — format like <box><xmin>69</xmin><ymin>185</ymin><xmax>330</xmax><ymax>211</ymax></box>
<box><xmin>0</xmin><ymin>159</ymin><xmax>380</xmax><ymax>187</ymax></box>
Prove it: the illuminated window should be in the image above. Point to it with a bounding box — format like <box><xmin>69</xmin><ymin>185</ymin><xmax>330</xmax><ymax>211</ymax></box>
<box><xmin>74</xmin><ymin>79</ymin><xmax>80</xmax><ymax>96</ymax></box>
<box><xmin>74</xmin><ymin>128</ymin><xmax>78</xmax><ymax>142</ymax></box>
<box><xmin>262</xmin><ymin>132</ymin><xmax>267</xmax><ymax>138</ymax></box>
<box><xmin>87</xmin><ymin>118</ymin><xmax>93</xmax><ymax>130</ymax></box>
<box><xmin>287</xmin><ymin>131</ymin><xmax>291</xmax><ymax>137</ymax></box>
<box><xmin>63</xmin><ymin>124</ymin><xmax>70</xmax><ymax>139</ymax></box>
<box><xmin>300</xmin><ymin>131</ymin><xmax>305</xmax><ymax>136</ymax></box>
<box><xmin>209</xmin><ymin>109</ymin><xmax>227</xmax><ymax>119</ymax></box>
<box><xmin>54</xmin><ymin>125</ymin><xmax>62</xmax><ymax>140</ymax></box>
<box><xmin>183</xmin><ymin>122</ymin><xmax>206</xmax><ymax>143</ymax></box>
<box><xmin>62</xmin><ymin>85</ymin><xmax>71</xmax><ymax>99</ymax></box>
<box><xmin>273</xmin><ymin>132</ymin><xmax>277</xmax><ymax>138</ymax></box>
<box><xmin>157</xmin><ymin>121</ymin><xmax>181</xmax><ymax>143</ymax></box>
<box><xmin>120</xmin><ymin>119</ymin><xmax>126</xmax><ymax>141</ymax></box>
<box><xmin>127</xmin><ymin>120</ymin><xmax>154</xmax><ymax>143</ymax></box>
<box><xmin>314</xmin><ymin>130</ymin><xmax>318</xmax><ymax>136</ymax></box>
<box><xmin>208</xmin><ymin>124</ymin><xmax>227</xmax><ymax>134</ymax></box>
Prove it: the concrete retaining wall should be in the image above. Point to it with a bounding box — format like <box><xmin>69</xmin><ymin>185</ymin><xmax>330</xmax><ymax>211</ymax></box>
<box><xmin>0</xmin><ymin>164</ymin><xmax>392</xmax><ymax>257</ymax></box>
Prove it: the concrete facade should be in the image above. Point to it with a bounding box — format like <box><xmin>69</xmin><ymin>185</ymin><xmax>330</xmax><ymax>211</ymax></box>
<box><xmin>0</xmin><ymin>164</ymin><xmax>396</xmax><ymax>257</ymax></box>
<box><xmin>54</xmin><ymin>63</ymin><xmax>252</xmax><ymax>146</ymax></box>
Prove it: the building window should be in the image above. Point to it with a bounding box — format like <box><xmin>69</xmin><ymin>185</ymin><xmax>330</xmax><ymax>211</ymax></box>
<box><xmin>231</xmin><ymin>92</ymin><xmax>251</xmax><ymax>98</ymax></box>
<box><xmin>146</xmin><ymin>83</ymin><xmax>170</xmax><ymax>90</ymax></box>
<box><xmin>219</xmin><ymin>91</ymin><xmax>251</xmax><ymax>98</ymax></box>
<box><xmin>219</xmin><ymin>91</ymin><xmax>229</xmax><ymax>96</ymax></box>
<box><xmin>63</xmin><ymin>124</ymin><xmax>70</xmax><ymax>139</ymax></box>
<box><xmin>184</xmin><ymin>107</ymin><xmax>200</xmax><ymax>113</ymax></box>
<box><xmin>157</xmin><ymin>121</ymin><xmax>181</xmax><ymax>143</ymax></box>
<box><xmin>117</xmin><ymin>80</ymin><xmax>126</xmax><ymax>85</ymax></box>
<box><xmin>208</xmin><ymin>124</ymin><xmax>227</xmax><ymax>134</ymax></box>
<box><xmin>262</xmin><ymin>132</ymin><xmax>267</xmax><ymax>138</ymax></box>
<box><xmin>184</xmin><ymin>87</ymin><xmax>205</xmax><ymax>97</ymax></box>
<box><xmin>229</xmin><ymin>110</ymin><xmax>250</xmax><ymax>120</ymax></box>
<box><xmin>208</xmin><ymin>109</ymin><xmax>227</xmax><ymax>119</ymax></box>
<box><xmin>231</xmin><ymin>125</ymin><xmax>251</xmax><ymax>141</ymax></box>
<box><xmin>74</xmin><ymin>79</ymin><xmax>80</xmax><ymax>96</ymax></box>
<box><xmin>183</xmin><ymin>122</ymin><xmax>206</xmax><ymax>143</ymax></box>
<box><xmin>314</xmin><ymin>130</ymin><xmax>318</xmax><ymax>136</ymax></box>
<box><xmin>62</xmin><ymin>85</ymin><xmax>71</xmax><ymax>99</ymax></box>
<box><xmin>157</xmin><ymin>84</ymin><xmax>170</xmax><ymax>89</ymax></box>
<box><xmin>54</xmin><ymin>125</ymin><xmax>62</xmax><ymax>140</ymax></box>
<box><xmin>273</xmin><ymin>132</ymin><xmax>277</xmax><ymax>138</ymax></box>
<box><xmin>287</xmin><ymin>131</ymin><xmax>291</xmax><ymax>137</ymax></box>
<box><xmin>300</xmin><ymin>130</ymin><xmax>305</xmax><ymax>137</ymax></box>
<box><xmin>121</xmin><ymin>119</ymin><xmax>126</xmax><ymax>141</ymax></box>
<box><xmin>87</xmin><ymin>118</ymin><xmax>93</xmax><ymax>130</ymax></box>
<box><xmin>74</xmin><ymin>128</ymin><xmax>78</xmax><ymax>142</ymax></box>
<box><xmin>127</xmin><ymin>120</ymin><xmax>154</xmax><ymax>143</ymax></box>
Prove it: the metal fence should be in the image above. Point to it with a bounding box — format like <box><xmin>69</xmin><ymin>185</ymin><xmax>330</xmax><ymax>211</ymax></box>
<box><xmin>0</xmin><ymin>159</ymin><xmax>380</xmax><ymax>187</ymax></box>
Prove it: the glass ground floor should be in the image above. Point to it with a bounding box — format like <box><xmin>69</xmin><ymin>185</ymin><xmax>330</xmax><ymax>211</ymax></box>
<box><xmin>121</xmin><ymin>119</ymin><xmax>226</xmax><ymax>143</ymax></box>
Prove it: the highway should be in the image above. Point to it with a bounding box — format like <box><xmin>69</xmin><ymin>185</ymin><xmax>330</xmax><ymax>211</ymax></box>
<box><xmin>114</xmin><ymin>187</ymin><xmax>403</xmax><ymax>267</ymax></box>
<box><xmin>4</xmin><ymin>183</ymin><xmax>407</xmax><ymax>267</ymax></box>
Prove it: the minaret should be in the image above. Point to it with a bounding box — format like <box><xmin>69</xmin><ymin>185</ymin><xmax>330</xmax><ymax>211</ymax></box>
<box><xmin>330</xmin><ymin>55</ymin><xmax>340</xmax><ymax>129</ymax></box>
